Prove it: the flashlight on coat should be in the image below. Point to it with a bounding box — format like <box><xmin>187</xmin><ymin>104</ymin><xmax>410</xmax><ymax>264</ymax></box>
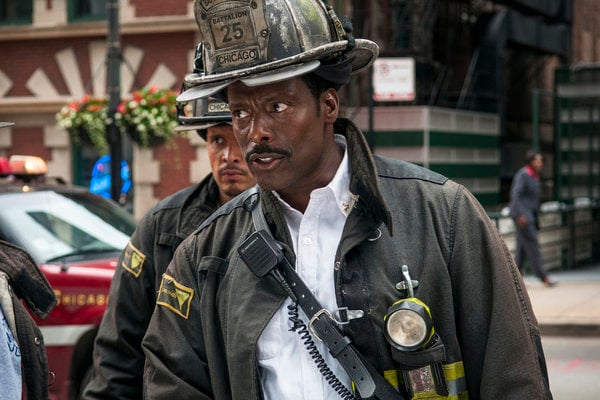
<box><xmin>384</xmin><ymin>265</ymin><xmax>449</xmax><ymax>399</ymax></box>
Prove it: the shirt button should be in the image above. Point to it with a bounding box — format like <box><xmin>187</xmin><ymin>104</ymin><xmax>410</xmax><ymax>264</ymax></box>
<box><xmin>303</xmin><ymin>237</ymin><xmax>312</xmax><ymax>245</ymax></box>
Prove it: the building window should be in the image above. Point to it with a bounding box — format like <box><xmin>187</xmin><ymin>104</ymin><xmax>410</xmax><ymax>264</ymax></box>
<box><xmin>70</xmin><ymin>0</ymin><xmax>107</xmax><ymax>21</ymax></box>
<box><xmin>0</xmin><ymin>0</ymin><xmax>33</xmax><ymax>25</ymax></box>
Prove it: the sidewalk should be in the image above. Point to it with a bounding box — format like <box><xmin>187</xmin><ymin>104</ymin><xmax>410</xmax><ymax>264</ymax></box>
<box><xmin>524</xmin><ymin>263</ymin><xmax>600</xmax><ymax>336</ymax></box>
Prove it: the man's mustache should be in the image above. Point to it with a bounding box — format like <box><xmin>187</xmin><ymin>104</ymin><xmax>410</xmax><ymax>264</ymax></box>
<box><xmin>245</xmin><ymin>144</ymin><xmax>291</xmax><ymax>163</ymax></box>
<box><xmin>218</xmin><ymin>165</ymin><xmax>248</xmax><ymax>176</ymax></box>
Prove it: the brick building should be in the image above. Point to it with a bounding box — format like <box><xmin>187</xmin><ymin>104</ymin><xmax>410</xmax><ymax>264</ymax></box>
<box><xmin>1</xmin><ymin>0</ymin><xmax>204</xmax><ymax>219</ymax></box>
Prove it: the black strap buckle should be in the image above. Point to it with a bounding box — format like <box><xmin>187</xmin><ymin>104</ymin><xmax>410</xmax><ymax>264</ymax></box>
<box><xmin>308</xmin><ymin>309</ymin><xmax>333</xmax><ymax>340</ymax></box>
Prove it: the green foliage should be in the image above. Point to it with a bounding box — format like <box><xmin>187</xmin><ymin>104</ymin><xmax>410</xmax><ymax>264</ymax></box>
<box><xmin>56</xmin><ymin>87</ymin><xmax>183</xmax><ymax>152</ymax></box>
<box><xmin>56</xmin><ymin>95</ymin><xmax>110</xmax><ymax>154</ymax></box>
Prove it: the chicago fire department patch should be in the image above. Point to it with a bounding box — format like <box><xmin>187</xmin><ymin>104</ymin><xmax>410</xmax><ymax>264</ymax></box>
<box><xmin>157</xmin><ymin>274</ymin><xmax>194</xmax><ymax>319</ymax></box>
<box><xmin>122</xmin><ymin>242</ymin><xmax>145</xmax><ymax>278</ymax></box>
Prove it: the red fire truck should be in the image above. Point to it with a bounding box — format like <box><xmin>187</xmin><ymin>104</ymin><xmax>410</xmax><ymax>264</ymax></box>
<box><xmin>0</xmin><ymin>155</ymin><xmax>136</xmax><ymax>399</ymax></box>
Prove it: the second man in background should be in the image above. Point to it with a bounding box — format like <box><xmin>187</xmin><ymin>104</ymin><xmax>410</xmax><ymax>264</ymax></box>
<box><xmin>82</xmin><ymin>97</ymin><xmax>255</xmax><ymax>399</ymax></box>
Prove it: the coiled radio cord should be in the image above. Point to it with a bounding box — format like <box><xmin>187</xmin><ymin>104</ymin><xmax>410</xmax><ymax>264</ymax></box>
<box><xmin>287</xmin><ymin>302</ymin><xmax>360</xmax><ymax>400</ymax></box>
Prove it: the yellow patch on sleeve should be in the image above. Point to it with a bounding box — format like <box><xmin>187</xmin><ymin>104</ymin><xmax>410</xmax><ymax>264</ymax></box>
<box><xmin>121</xmin><ymin>242</ymin><xmax>146</xmax><ymax>278</ymax></box>
<box><xmin>156</xmin><ymin>274</ymin><xmax>195</xmax><ymax>319</ymax></box>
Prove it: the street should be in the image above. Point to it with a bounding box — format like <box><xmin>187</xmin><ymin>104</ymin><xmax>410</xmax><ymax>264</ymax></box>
<box><xmin>543</xmin><ymin>336</ymin><xmax>600</xmax><ymax>399</ymax></box>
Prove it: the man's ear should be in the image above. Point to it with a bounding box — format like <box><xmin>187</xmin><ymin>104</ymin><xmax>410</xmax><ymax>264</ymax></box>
<box><xmin>322</xmin><ymin>88</ymin><xmax>339</xmax><ymax>123</ymax></box>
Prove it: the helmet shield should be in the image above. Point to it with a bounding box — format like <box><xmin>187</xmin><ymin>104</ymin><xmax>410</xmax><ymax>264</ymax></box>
<box><xmin>180</xmin><ymin>0</ymin><xmax>378</xmax><ymax>100</ymax></box>
<box><xmin>176</xmin><ymin>97</ymin><xmax>232</xmax><ymax>139</ymax></box>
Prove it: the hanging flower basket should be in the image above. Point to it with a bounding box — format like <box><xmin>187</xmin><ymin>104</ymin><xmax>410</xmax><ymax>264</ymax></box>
<box><xmin>56</xmin><ymin>87</ymin><xmax>184</xmax><ymax>152</ymax></box>
<box><xmin>126</xmin><ymin>127</ymin><xmax>168</xmax><ymax>147</ymax></box>
<box><xmin>56</xmin><ymin>95</ymin><xmax>110</xmax><ymax>154</ymax></box>
<box><xmin>115</xmin><ymin>87</ymin><xmax>182</xmax><ymax>148</ymax></box>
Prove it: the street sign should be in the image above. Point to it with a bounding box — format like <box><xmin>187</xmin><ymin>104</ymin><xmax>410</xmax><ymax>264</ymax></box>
<box><xmin>372</xmin><ymin>57</ymin><xmax>415</xmax><ymax>102</ymax></box>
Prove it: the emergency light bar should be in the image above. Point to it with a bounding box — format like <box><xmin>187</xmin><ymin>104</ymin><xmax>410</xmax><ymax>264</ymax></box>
<box><xmin>0</xmin><ymin>155</ymin><xmax>49</xmax><ymax>180</ymax></box>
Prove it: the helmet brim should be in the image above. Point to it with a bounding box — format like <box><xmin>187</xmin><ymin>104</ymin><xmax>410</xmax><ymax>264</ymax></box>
<box><xmin>177</xmin><ymin>61</ymin><xmax>321</xmax><ymax>103</ymax></box>
<box><xmin>178</xmin><ymin>39</ymin><xmax>378</xmax><ymax>102</ymax></box>
<box><xmin>174</xmin><ymin>120</ymin><xmax>231</xmax><ymax>132</ymax></box>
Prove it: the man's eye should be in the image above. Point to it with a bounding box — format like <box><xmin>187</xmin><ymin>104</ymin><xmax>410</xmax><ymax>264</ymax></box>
<box><xmin>233</xmin><ymin>110</ymin><xmax>249</xmax><ymax>119</ymax></box>
<box><xmin>212</xmin><ymin>137</ymin><xmax>224</xmax><ymax>145</ymax></box>
<box><xmin>272</xmin><ymin>103</ymin><xmax>288</xmax><ymax>113</ymax></box>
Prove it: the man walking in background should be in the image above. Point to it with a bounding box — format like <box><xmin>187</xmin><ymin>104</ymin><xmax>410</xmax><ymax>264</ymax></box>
<box><xmin>510</xmin><ymin>150</ymin><xmax>556</xmax><ymax>287</ymax></box>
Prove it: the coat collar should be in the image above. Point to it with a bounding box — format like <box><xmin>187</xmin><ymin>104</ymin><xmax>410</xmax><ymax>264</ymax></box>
<box><xmin>0</xmin><ymin>240</ymin><xmax>56</xmax><ymax>318</ymax></box>
<box><xmin>177</xmin><ymin>174</ymin><xmax>221</xmax><ymax>238</ymax></box>
<box><xmin>336</xmin><ymin>118</ymin><xmax>393</xmax><ymax>235</ymax></box>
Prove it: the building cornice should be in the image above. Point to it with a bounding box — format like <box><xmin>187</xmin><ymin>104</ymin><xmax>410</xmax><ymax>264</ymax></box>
<box><xmin>0</xmin><ymin>98</ymin><xmax>71</xmax><ymax>114</ymax></box>
<box><xmin>0</xmin><ymin>16</ymin><xmax>197</xmax><ymax>41</ymax></box>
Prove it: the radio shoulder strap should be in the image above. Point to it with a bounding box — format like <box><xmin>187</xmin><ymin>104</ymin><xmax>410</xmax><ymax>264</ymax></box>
<box><xmin>248</xmin><ymin>190</ymin><xmax>404</xmax><ymax>400</ymax></box>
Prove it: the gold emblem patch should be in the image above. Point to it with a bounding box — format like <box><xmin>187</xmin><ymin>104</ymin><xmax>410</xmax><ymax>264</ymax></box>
<box><xmin>122</xmin><ymin>242</ymin><xmax>145</xmax><ymax>278</ymax></box>
<box><xmin>157</xmin><ymin>274</ymin><xmax>195</xmax><ymax>319</ymax></box>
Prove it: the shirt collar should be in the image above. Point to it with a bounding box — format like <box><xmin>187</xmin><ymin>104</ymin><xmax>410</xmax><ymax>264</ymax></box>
<box><xmin>328</xmin><ymin>134</ymin><xmax>355</xmax><ymax>216</ymax></box>
<box><xmin>272</xmin><ymin>134</ymin><xmax>355</xmax><ymax>216</ymax></box>
<box><xmin>526</xmin><ymin>165</ymin><xmax>540</xmax><ymax>180</ymax></box>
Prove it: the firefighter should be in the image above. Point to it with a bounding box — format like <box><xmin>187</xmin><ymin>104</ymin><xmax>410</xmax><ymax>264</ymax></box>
<box><xmin>82</xmin><ymin>98</ymin><xmax>256</xmax><ymax>399</ymax></box>
<box><xmin>142</xmin><ymin>1</ymin><xmax>553</xmax><ymax>399</ymax></box>
<box><xmin>0</xmin><ymin>240</ymin><xmax>57</xmax><ymax>400</ymax></box>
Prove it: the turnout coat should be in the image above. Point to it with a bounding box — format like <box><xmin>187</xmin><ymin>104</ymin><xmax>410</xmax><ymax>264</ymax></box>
<box><xmin>142</xmin><ymin>118</ymin><xmax>552</xmax><ymax>400</ymax></box>
<box><xmin>84</xmin><ymin>175</ymin><xmax>221</xmax><ymax>399</ymax></box>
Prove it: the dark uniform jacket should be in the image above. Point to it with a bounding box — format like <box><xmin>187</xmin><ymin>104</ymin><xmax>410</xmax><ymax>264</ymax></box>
<box><xmin>0</xmin><ymin>240</ymin><xmax>57</xmax><ymax>400</ymax></box>
<box><xmin>143</xmin><ymin>118</ymin><xmax>552</xmax><ymax>400</ymax></box>
<box><xmin>83</xmin><ymin>175</ymin><xmax>220</xmax><ymax>399</ymax></box>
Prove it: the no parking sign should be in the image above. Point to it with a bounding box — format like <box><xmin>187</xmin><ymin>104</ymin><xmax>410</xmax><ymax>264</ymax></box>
<box><xmin>372</xmin><ymin>57</ymin><xmax>415</xmax><ymax>102</ymax></box>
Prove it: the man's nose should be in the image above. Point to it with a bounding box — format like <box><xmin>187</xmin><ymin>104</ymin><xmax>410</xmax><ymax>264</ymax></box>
<box><xmin>222</xmin><ymin>144</ymin><xmax>242</xmax><ymax>163</ymax></box>
<box><xmin>247</xmin><ymin>114</ymin><xmax>273</xmax><ymax>144</ymax></box>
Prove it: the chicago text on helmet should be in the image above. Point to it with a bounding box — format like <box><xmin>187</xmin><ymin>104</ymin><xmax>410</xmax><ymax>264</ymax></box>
<box><xmin>217</xmin><ymin>48</ymin><xmax>259</xmax><ymax>67</ymax></box>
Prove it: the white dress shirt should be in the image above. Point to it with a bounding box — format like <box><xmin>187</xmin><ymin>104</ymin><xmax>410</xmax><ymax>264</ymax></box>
<box><xmin>257</xmin><ymin>135</ymin><xmax>357</xmax><ymax>399</ymax></box>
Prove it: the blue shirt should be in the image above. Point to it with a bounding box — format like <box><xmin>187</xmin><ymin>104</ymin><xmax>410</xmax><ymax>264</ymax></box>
<box><xmin>0</xmin><ymin>300</ymin><xmax>22</xmax><ymax>400</ymax></box>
